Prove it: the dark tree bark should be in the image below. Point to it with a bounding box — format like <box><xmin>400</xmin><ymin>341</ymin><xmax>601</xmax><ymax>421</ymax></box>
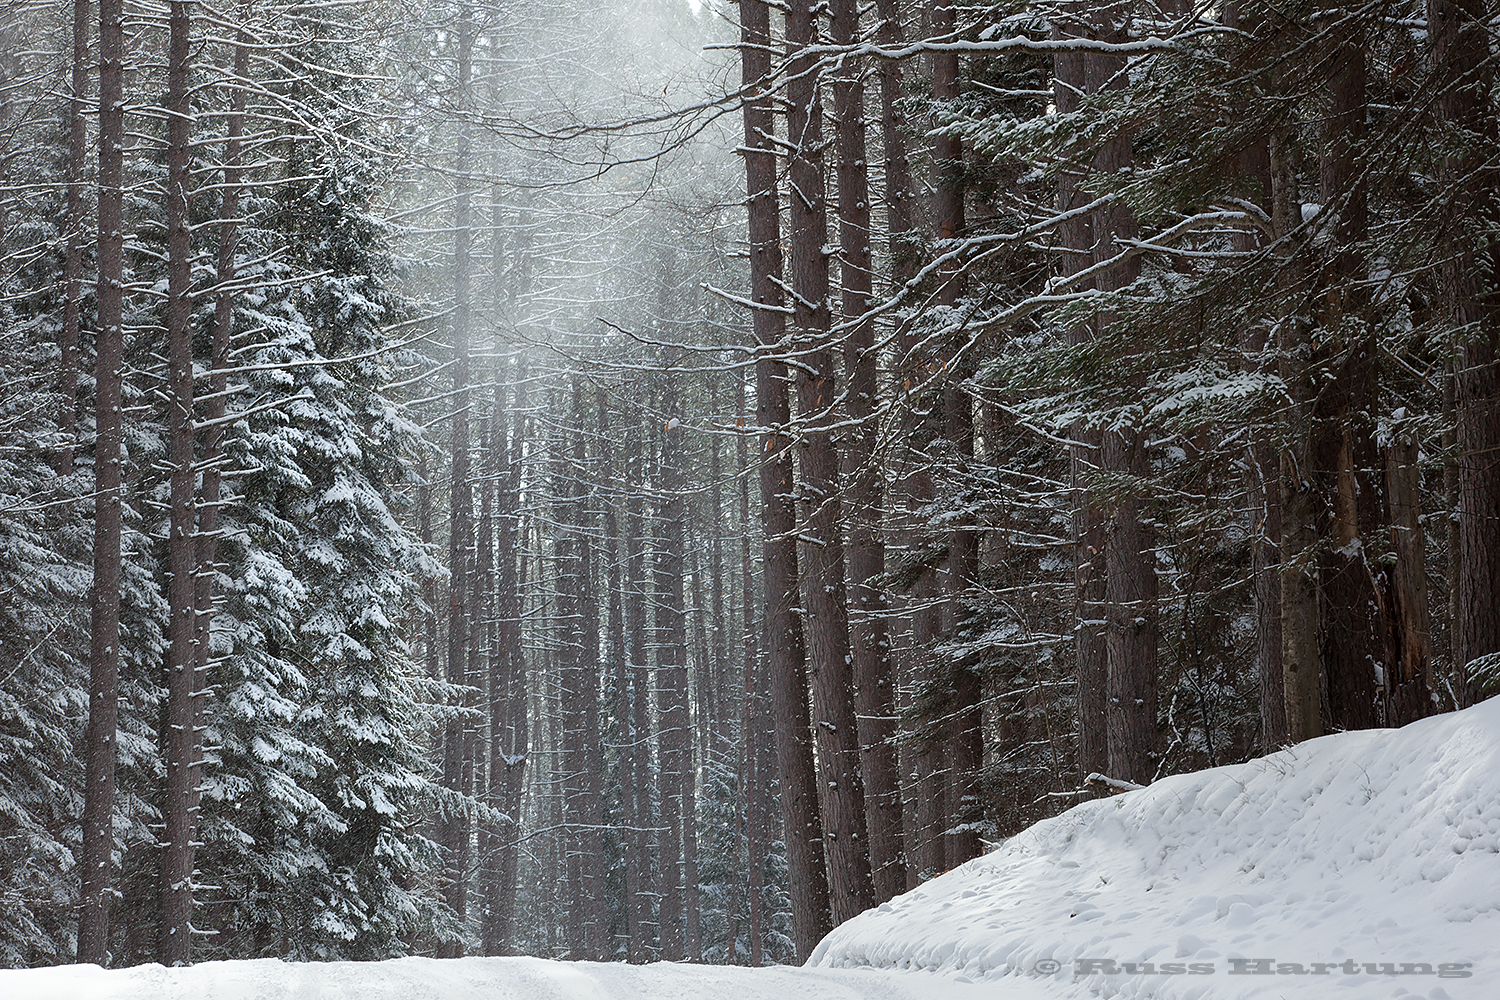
<box><xmin>737</xmin><ymin>372</ymin><xmax>764</xmax><ymax>966</ymax></box>
<box><xmin>554</xmin><ymin>404</ymin><xmax>585</xmax><ymax>959</ymax></box>
<box><xmin>1386</xmin><ymin>433</ymin><xmax>1431</xmax><ymax>723</ymax></box>
<box><xmin>1226</xmin><ymin>0</ymin><xmax>1286</xmax><ymax>759</ymax></box>
<box><xmin>1315</xmin><ymin>20</ymin><xmax>1383</xmax><ymax>733</ymax></box>
<box><xmin>597</xmin><ymin>388</ymin><xmax>641</xmax><ymax>959</ymax></box>
<box><xmin>478</xmin><ymin>175</ymin><xmax>508</xmax><ymax>958</ymax></box>
<box><xmin>1271</xmin><ymin>129</ymin><xmax>1323</xmax><ymax>744</ymax></box>
<box><xmin>495</xmin><ymin>360</ymin><xmax>529</xmax><ymax>954</ymax></box>
<box><xmin>1052</xmin><ymin>8</ymin><xmax>1107</xmax><ymax>789</ymax></box>
<box><xmin>930</xmin><ymin>0</ymin><xmax>984</xmax><ymax>866</ymax></box>
<box><xmin>683</xmin><ymin>539</ymin><xmax>702</xmax><ymax>961</ymax></box>
<box><xmin>710</xmin><ymin>427</ymin><xmax>729</xmax><ymax>751</ymax></box>
<box><xmin>881</xmin><ymin>0</ymin><xmax>940</xmax><ymax>886</ymax></box>
<box><xmin>158</xmin><ymin>0</ymin><xmax>199</xmax><ymax>966</ymax></box>
<box><xmin>581</xmin><ymin>535</ymin><xmax>605</xmax><ymax>960</ymax></box>
<box><xmin>1429</xmin><ymin>0</ymin><xmax>1500</xmax><ymax>696</ymax></box>
<box><xmin>738</xmin><ymin>0</ymin><xmax>830</xmax><ymax>956</ymax></box>
<box><xmin>77</xmin><ymin>0</ymin><xmax>125</xmax><ymax>962</ymax></box>
<box><xmin>57</xmin><ymin>0</ymin><xmax>89</xmax><ymax>475</ymax></box>
<box><xmin>877</xmin><ymin>0</ymin><xmax>914</xmax><ymax>287</ymax></box>
<box><xmin>194</xmin><ymin>33</ymin><xmax>246</xmax><ymax>764</ymax></box>
<box><xmin>479</xmin><ymin>372</ymin><xmax>504</xmax><ymax>956</ymax></box>
<box><xmin>438</xmin><ymin>9</ymin><xmax>476</xmax><ymax>953</ymax></box>
<box><xmin>1084</xmin><ymin>16</ymin><xmax>1158</xmax><ymax>787</ymax></box>
<box><xmin>655</xmin><ymin>372</ymin><xmax>689</xmax><ymax>961</ymax></box>
<box><xmin>832</xmin><ymin>0</ymin><xmax>906</xmax><ymax>902</ymax></box>
<box><xmin>624</xmin><ymin>411</ymin><xmax>657</xmax><ymax>959</ymax></box>
<box><xmin>786</xmin><ymin>0</ymin><xmax>874</xmax><ymax>923</ymax></box>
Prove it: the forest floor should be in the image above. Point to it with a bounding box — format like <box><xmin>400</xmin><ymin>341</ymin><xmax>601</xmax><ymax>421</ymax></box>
<box><xmin>7</xmin><ymin>698</ymin><xmax>1497</xmax><ymax>999</ymax></box>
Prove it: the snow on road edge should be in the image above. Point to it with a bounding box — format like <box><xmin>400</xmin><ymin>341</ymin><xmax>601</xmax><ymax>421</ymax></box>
<box><xmin>810</xmin><ymin>698</ymin><xmax>1500</xmax><ymax>998</ymax></box>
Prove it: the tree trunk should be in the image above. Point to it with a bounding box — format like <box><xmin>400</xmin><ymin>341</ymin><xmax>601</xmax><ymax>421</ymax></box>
<box><xmin>624</xmin><ymin>412</ymin><xmax>657</xmax><ymax>959</ymax></box>
<box><xmin>77</xmin><ymin>0</ymin><xmax>125</xmax><ymax>961</ymax></box>
<box><xmin>683</xmin><ymin>538</ymin><xmax>702</xmax><ymax>961</ymax></box>
<box><xmin>479</xmin><ymin>372</ymin><xmax>505</xmax><ymax>956</ymax></box>
<box><xmin>739</xmin><ymin>0</ymin><xmax>830</xmax><ymax>956</ymax></box>
<box><xmin>786</xmin><ymin>0</ymin><xmax>874</xmax><ymax>924</ymax></box>
<box><xmin>832</xmin><ymin>0</ymin><xmax>906</xmax><ymax>902</ymax></box>
<box><xmin>930</xmin><ymin>0</ymin><xmax>983</xmax><ymax>864</ymax></box>
<box><xmin>57</xmin><ymin>0</ymin><xmax>89</xmax><ymax>475</ymax></box>
<box><xmin>1429</xmin><ymin>0</ymin><xmax>1500</xmax><ymax>695</ymax></box>
<box><xmin>439</xmin><ymin>9</ymin><xmax>476</xmax><ymax>952</ymax></box>
<box><xmin>1053</xmin><ymin>9</ymin><xmax>1107</xmax><ymax>789</ymax></box>
<box><xmin>738</xmin><ymin>372</ymin><xmax>763</xmax><ymax>965</ymax></box>
<box><xmin>597</xmin><ymin>388</ymin><xmax>639</xmax><ymax>960</ymax></box>
<box><xmin>656</xmin><ymin>374</ymin><xmax>688</xmax><ymax>960</ymax></box>
<box><xmin>1385</xmin><ymin>433</ymin><xmax>1431</xmax><ymax>723</ymax></box>
<box><xmin>158</xmin><ymin>0</ymin><xmax>198</xmax><ymax>965</ymax></box>
<box><xmin>1082</xmin><ymin>14</ymin><xmax>1158</xmax><ymax>788</ymax></box>
<box><xmin>496</xmin><ymin>360</ymin><xmax>529</xmax><ymax>954</ymax></box>
<box><xmin>1316</xmin><ymin>21</ymin><xmax>1382</xmax><ymax>733</ymax></box>
<box><xmin>1272</xmin><ymin>130</ymin><xmax>1323</xmax><ymax>744</ymax></box>
<box><xmin>577</xmin><ymin>435</ymin><xmax>607</xmax><ymax>961</ymax></box>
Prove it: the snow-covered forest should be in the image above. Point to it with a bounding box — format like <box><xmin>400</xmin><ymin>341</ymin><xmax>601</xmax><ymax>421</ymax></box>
<box><xmin>0</xmin><ymin>0</ymin><xmax>1497</xmax><ymax>977</ymax></box>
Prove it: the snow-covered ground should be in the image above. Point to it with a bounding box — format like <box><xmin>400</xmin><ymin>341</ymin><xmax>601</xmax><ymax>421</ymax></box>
<box><xmin>814</xmin><ymin>697</ymin><xmax>1500</xmax><ymax>998</ymax></box>
<box><xmin>0</xmin><ymin>954</ymin><xmax>1055</xmax><ymax>1000</ymax></box>
<box><xmin>7</xmin><ymin>699</ymin><xmax>1497</xmax><ymax>999</ymax></box>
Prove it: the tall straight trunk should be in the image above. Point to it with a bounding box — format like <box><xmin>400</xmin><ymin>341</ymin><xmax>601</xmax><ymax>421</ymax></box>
<box><xmin>738</xmin><ymin>373</ymin><xmax>763</xmax><ymax>966</ymax></box>
<box><xmin>1250</xmin><ymin>413</ymin><xmax>1286</xmax><ymax>749</ymax></box>
<box><xmin>598</xmin><ymin>389</ymin><xmax>639</xmax><ymax>958</ymax></box>
<box><xmin>78</xmin><ymin>0</ymin><xmax>123</xmax><ymax>961</ymax></box>
<box><xmin>554</xmin><ymin>410</ymin><xmax>585</xmax><ymax>959</ymax></box>
<box><xmin>683</xmin><ymin>541</ymin><xmax>702</xmax><ymax>962</ymax></box>
<box><xmin>1226</xmin><ymin>118</ymin><xmax>1287</xmax><ymax>751</ymax></box>
<box><xmin>877</xmin><ymin>0</ymin><xmax>914</xmax><ymax>285</ymax></box>
<box><xmin>1086</xmin><ymin>20</ymin><xmax>1157</xmax><ymax>787</ymax></box>
<box><xmin>739</xmin><ymin>0</ymin><xmax>830</xmax><ymax>957</ymax></box>
<box><xmin>786</xmin><ymin>0</ymin><xmax>874</xmax><ymax>924</ymax></box>
<box><xmin>573</xmin><ymin>387</ymin><xmax>607</xmax><ymax>960</ymax></box>
<box><xmin>57</xmin><ymin>0</ymin><xmax>89</xmax><ymax>474</ymax></box>
<box><xmin>478</xmin><ymin>180</ymin><xmax>507</xmax><ymax>957</ymax></box>
<box><xmin>1053</xmin><ymin>9</ymin><xmax>1106</xmax><ymax>788</ymax></box>
<box><xmin>440</xmin><ymin>9</ymin><xmax>476</xmax><ymax>950</ymax></box>
<box><xmin>710</xmin><ymin>430</ymin><xmax>729</xmax><ymax>749</ymax></box>
<box><xmin>930</xmin><ymin>0</ymin><xmax>983</xmax><ymax>865</ymax></box>
<box><xmin>1315</xmin><ymin>21</ymin><xmax>1382</xmax><ymax>732</ymax></box>
<box><xmin>1430</xmin><ymin>0</ymin><xmax>1500</xmax><ymax>693</ymax></box>
<box><xmin>656</xmin><ymin>378</ymin><xmax>688</xmax><ymax>960</ymax></box>
<box><xmin>1386</xmin><ymin>434</ymin><xmax>1430</xmax><ymax>723</ymax></box>
<box><xmin>691</xmin><ymin>541</ymin><xmax>711</xmax><ymax>770</ymax></box>
<box><xmin>832</xmin><ymin>0</ymin><xmax>905</xmax><ymax>902</ymax></box>
<box><xmin>880</xmin><ymin>0</ymin><xmax>935</xmax><ymax>887</ymax></box>
<box><xmin>194</xmin><ymin>33</ymin><xmax>245</xmax><ymax>760</ymax></box>
<box><xmin>480</xmin><ymin>374</ymin><xmax>505</xmax><ymax>955</ymax></box>
<box><xmin>158</xmin><ymin>0</ymin><xmax>197</xmax><ymax>965</ymax></box>
<box><xmin>420</xmin><ymin>448</ymin><xmax>440</xmax><ymax>689</ymax></box>
<box><xmin>624</xmin><ymin>414</ymin><xmax>656</xmax><ymax>959</ymax></box>
<box><xmin>1272</xmin><ymin>131</ymin><xmax>1323</xmax><ymax>744</ymax></box>
<box><xmin>496</xmin><ymin>361</ymin><xmax>529</xmax><ymax>954</ymax></box>
<box><xmin>473</xmin><ymin>401</ymin><xmax>494</xmax><ymax>951</ymax></box>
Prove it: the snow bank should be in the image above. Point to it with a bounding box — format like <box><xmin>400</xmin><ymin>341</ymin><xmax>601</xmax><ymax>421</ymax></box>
<box><xmin>811</xmin><ymin>698</ymin><xmax>1500</xmax><ymax>998</ymax></box>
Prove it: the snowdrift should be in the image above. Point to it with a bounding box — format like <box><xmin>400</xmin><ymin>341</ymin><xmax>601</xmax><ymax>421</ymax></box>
<box><xmin>811</xmin><ymin>698</ymin><xmax>1500</xmax><ymax>998</ymax></box>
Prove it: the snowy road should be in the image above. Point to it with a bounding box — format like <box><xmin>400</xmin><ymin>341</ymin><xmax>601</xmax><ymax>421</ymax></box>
<box><xmin>0</xmin><ymin>955</ymin><xmax>1051</xmax><ymax>1000</ymax></box>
